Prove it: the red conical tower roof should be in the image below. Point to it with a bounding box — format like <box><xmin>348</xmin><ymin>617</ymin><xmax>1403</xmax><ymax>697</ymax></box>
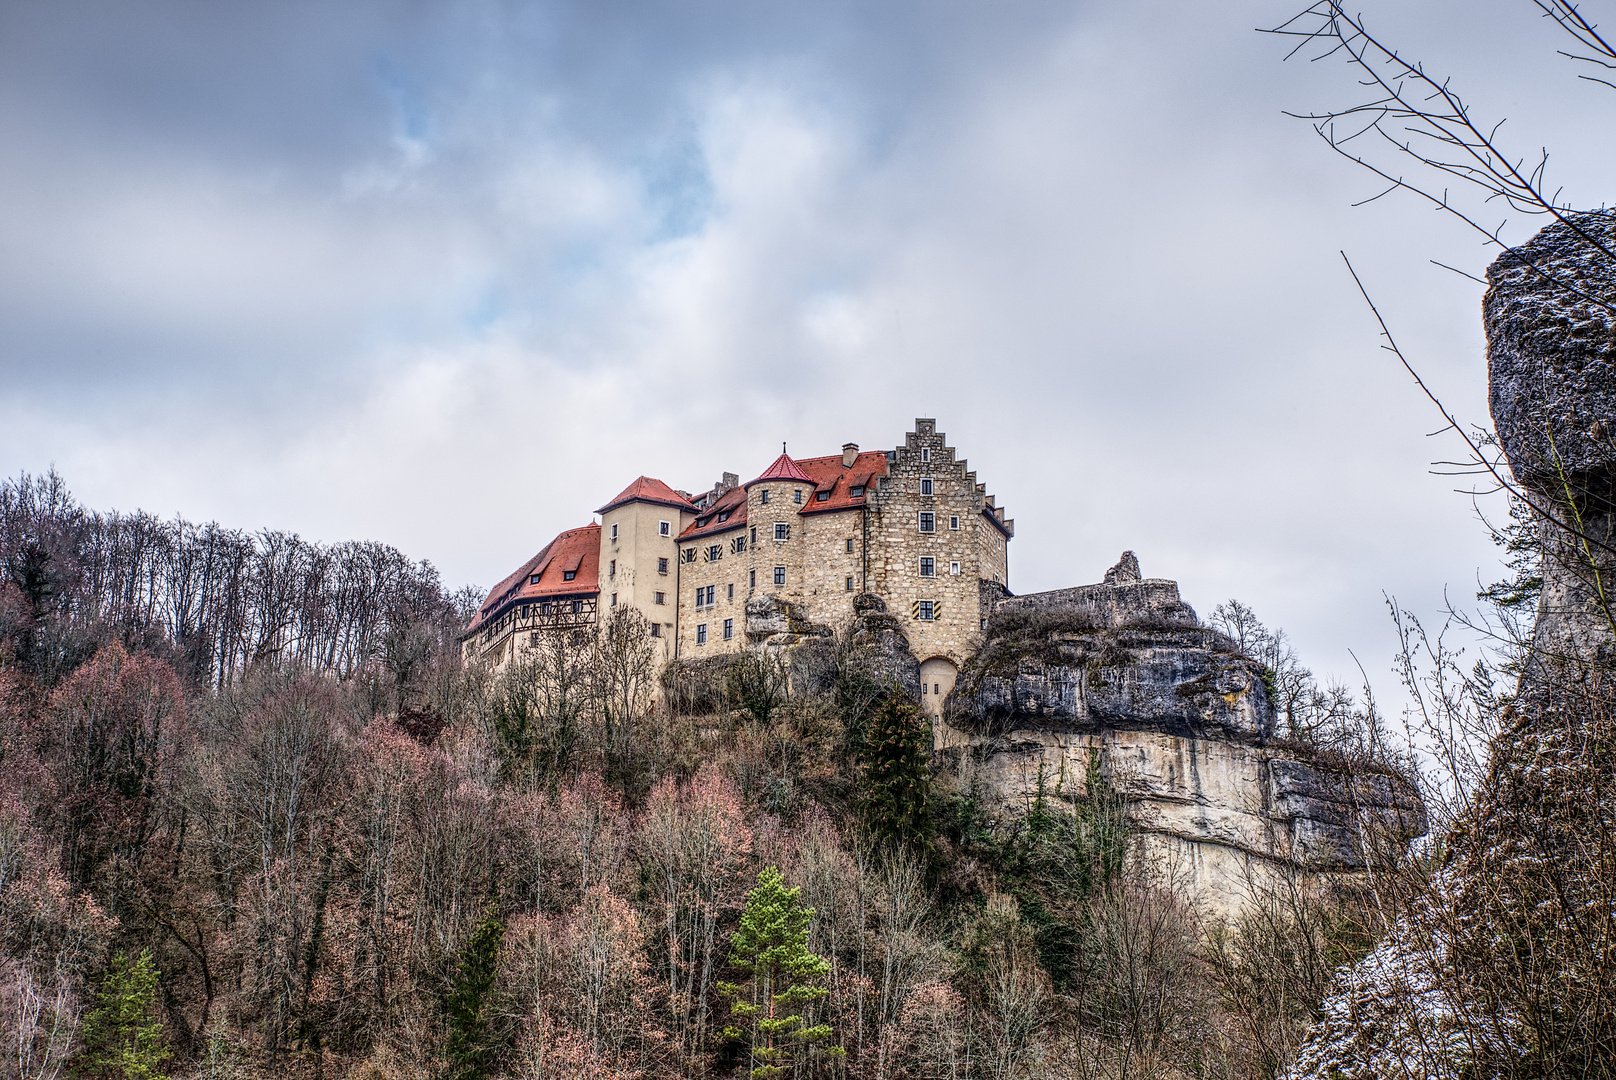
<box><xmin>744</xmin><ymin>452</ymin><xmax>815</xmax><ymax>488</ymax></box>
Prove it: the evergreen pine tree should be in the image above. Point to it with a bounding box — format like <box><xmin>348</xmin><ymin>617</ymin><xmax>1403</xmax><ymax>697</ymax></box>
<box><xmin>78</xmin><ymin>950</ymin><xmax>169</xmax><ymax>1080</ymax></box>
<box><xmin>864</xmin><ymin>693</ymin><xmax>933</xmax><ymax>848</ymax></box>
<box><xmin>442</xmin><ymin>901</ymin><xmax>506</xmax><ymax>1080</ymax></box>
<box><xmin>720</xmin><ymin>867</ymin><xmax>841</xmax><ymax>1080</ymax></box>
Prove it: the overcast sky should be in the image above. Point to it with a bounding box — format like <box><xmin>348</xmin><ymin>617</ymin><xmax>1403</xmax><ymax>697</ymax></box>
<box><xmin>3</xmin><ymin>0</ymin><xmax>1612</xmax><ymax>697</ymax></box>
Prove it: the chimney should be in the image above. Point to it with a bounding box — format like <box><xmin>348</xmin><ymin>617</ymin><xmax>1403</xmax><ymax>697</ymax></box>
<box><xmin>720</xmin><ymin>471</ymin><xmax>738</xmax><ymax>492</ymax></box>
<box><xmin>842</xmin><ymin>443</ymin><xmax>859</xmax><ymax>468</ymax></box>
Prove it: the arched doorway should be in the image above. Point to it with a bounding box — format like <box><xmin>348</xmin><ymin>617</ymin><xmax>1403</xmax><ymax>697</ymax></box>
<box><xmin>918</xmin><ymin>656</ymin><xmax>959</xmax><ymax>719</ymax></box>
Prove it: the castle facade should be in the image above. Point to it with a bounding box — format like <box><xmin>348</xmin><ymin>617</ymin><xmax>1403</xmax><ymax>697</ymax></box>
<box><xmin>461</xmin><ymin>419</ymin><xmax>1013</xmax><ymax>714</ymax></box>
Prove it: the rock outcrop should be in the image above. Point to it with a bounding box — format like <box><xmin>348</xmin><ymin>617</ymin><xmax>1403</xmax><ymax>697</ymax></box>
<box><xmin>1289</xmin><ymin>212</ymin><xmax>1616</xmax><ymax>1078</ymax></box>
<box><xmin>945</xmin><ymin>559</ymin><xmax>1426</xmax><ymax>917</ymax></box>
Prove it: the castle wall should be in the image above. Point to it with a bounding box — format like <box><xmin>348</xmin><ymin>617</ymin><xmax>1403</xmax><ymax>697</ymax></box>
<box><xmin>600</xmin><ymin>500</ymin><xmax>692</xmax><ymax>663</ymax></box>
<box><xmin>674</xmin><ymin>525</ymin><xmax>748</xmax><ymax>656</ymax></box>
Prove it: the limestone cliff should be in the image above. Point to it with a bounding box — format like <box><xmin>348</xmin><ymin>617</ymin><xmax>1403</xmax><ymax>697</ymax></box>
<box><xmin>1288</xmin><ymin>212</ymin><xmax>1616</xmax><ymax>1079</ymax></box>
<box><xmin>944</xmin><ymin>553</ymin><xmax>1426</xmax><ymax>917</ymax></box>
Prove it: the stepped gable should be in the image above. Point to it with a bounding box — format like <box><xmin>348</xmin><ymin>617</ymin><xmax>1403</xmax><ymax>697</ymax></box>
<box><xmin>465</xmin><ymin>523</ymin><xmax>600</xmax><ymax>634</ymax></box>
<box><xmin>596</xmin><ymin>475</ymin><xmax>697</xmax><ymax>515</ymax></box>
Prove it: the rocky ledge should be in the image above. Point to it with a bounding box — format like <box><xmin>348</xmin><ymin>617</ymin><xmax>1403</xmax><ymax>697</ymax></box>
<box><xmin>944</xmin><ymin>553</ymin><xmax>1426</xmax><ymax>917</ymax></box>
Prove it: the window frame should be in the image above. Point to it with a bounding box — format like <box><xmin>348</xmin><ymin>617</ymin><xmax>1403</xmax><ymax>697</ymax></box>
<box><xmin>659</xmin><ymin>520</ymin><xmax>671</xmax><ymax>536</ymax></box>
<box><xmin>918</xmin><ymin>511</ymin><xmax>935</xmax><ymax>533</ymax></box>
<box><xmin>696</xmin><ymin>624</ymin><xmax>707</xmax><ymax>645</ymax></box>
<box><xmin>949</xmin><ymin>515</ymin><xmax>960</xmax><ymax>530</ymax></box>
<box><xmin>774</xmin><ymin>522</ymin><xmax>790</xmax><ymax>541</ymax></box>
<box><xmin>723</xmin><ymin>618</ymin><xmax>734</xmax><ymax>640</ymax></box>
<box><xmin>562</xmin><ymin>569</ymin><xmax>577</xmax><ymax>581</ymax></box>
<box><xmin>654</xmin><ymin>591</ymin><xmax>665</xmax><ymax>605</ymax></box>
<box><xmin>919</xmin><ymin>557</ymin><xmax>935</xmax><ymax>578</ymax></box>
<box><xmin>760</xmin><ymin>489</ymin><xmax>770</xmax><ymax>504</ymax></box>
<box><xmin>658</xmin><ymin>557</ymin><xmax>669</xmax><ymax>575</ymax></box>
<box><xmin>773</xmin><ymin>566</ymin><xmax>786</xmax><ymax>586</ymax></box>
<box><xmin>921</xmin><ymin>479</ymin><xmax>933</xmax><ymax>495</ymax></box>
<box><xmin>610</xmin><ymin>522</ymin><xmax>619</xmax><ymax>541</ymax></box>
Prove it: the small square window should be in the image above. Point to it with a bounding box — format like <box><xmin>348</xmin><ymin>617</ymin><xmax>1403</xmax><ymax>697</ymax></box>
<box><xmin>707</xmin><ymin>544</ymin><xmax>722</xmax><ymax>562</ymax></box>
<box><xmin>949</xmin><ymin>515</ymin><xmax>960</xmax><ymax>530</ymax></box>
<box><xmin>655</xmin><ymin>591</ymin><xmax>666</xmax><ymax>605</ymax></box>
<box><xmin>920</xmin><ymin>557</ymin><xmax>935</xmax><ymax>577</ymax></box>
<box><xmin>718</xmin><ymin>511</ymin><xmax>730</xmax><ymax>522</ymax></box>
<box><xmin>920</xmin><ymin>479</ymin><xmax>933</xmax><ymax>495</ymax></box>
<box><xmin>683</xmin><ymin>548</ymin><xmax>696</xmax><ymax>563</ymax></box>
<box><xmin>918</xmin><ymin>512</ymin><xmax>934</xmax><ymax>533</ymax></box>
<box><xmin>774</xmin><ymin>566</ymin><xmax>786</xmax><ymax>586</ymax></box>
<box><xmin>610</xmin><ymin>523</ymin><xmax>619</xmax><ymax>541</ymax></box>
<box><xmin>651</xmin><ymin>623</ymin><xmax>662</xmax><ymax>638</ymax></box>
<box><xmin>793</xmin><ymin>489</ymin><xmax>802</xmax><ymax>503</ymax></box>
<box><xmin>850</xmin><ymin>485</ymin><xmax>864</xmax><ymax>497</ymax></box>
<box><xmin>845</xmin><ymin>576</ymin><xmax>854</xmax><ymax>591</ymax></box>
<box><xmin>950</xmin><ymin>561</ymin><xmax>961</xmax><ymax>575</ymax></box>
<box><xmin>659</xmin><ymin>521</ymin><xmax>671</xmax><ymax>536</ymax></box>
<box><xmin>696</xmin><ymin>624</ymin><xmax>707</xmax><ymax>645</ymax></box>
<box><xmin>760</xmin><ymin>489</ymin><xmax>770</xmax><ymax>504</ymax></box>
<box><xmin>845</xmin><ymin>538</ymin><xmax>853</xmax><ymax>553</ymax></box>
<box><xmin>563</xmin><ymin>570</ymin><xmax>576</xmax><ymax>581</ymax></box>
<box><xmin>530</xmin><ymin>574</ymin><xmax>542</xmax><ymax>585</ymax></box>
<box><xmin>774</xmin><ymin>523</ymin><xmax>790</xmax><ymax>541</ymax></box>
<box><xmin>658</xmin><ymin>557</ymin><xmax>669</xmax><ymax>574</ymax></box>
<box><xmin>723</xmin><ymin>618</ymin><xmax>734</xmax><ymax>640</ymax></box>
<box><xmin>815</xmin><ymin>490</ymin><xmax>829</xmax><ymax>501</ymax></box>
<box><xmin>916</xmin><ymin>600</ymin><xmax>935</xmax><ymax>621</ymax></box>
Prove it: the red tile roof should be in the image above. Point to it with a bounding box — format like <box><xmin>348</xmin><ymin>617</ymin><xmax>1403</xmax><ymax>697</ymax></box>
<box><xmin>597</xmin><ymin>476</ymin><xmax>698</xmax><ymax>516</ymax></box>
<box><xmin>795</xmin><ymin>451</ymin><xmax>891</xmax><ymax>515</ymax></box>
<box><xmin>744</xmin><ymin>453</ymin><xmax>816</xmax><ymax>488</ymax></box>
<box><xmin>678</xmin><ymin>484</ymin><xmax>749</xmax><ymax>541</ymax></box>
<box><xmin>464</xmin><ymin>523</ymin><xmax>600</xmax><ymax>636</ymax></box>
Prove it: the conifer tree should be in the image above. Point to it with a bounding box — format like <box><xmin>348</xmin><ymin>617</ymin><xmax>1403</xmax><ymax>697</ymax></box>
<box><xmin>864</xmin><ymin>693</ymin><xmax>933</xmax><ymax>848</ymax></box>
<box><xmin>720</xmin><ymin>867</ymin><xmax>841</xmax><ymax>1079</ymax></box>
<box><xmin>442</xmin><ymin>901</ymin><xmax>506</xmax><ymax>1080</ymax></box>
<box><xmin>77</xmin><ymin>950</ymin><xmax>169</xmax><ymax>1080</ymax></box>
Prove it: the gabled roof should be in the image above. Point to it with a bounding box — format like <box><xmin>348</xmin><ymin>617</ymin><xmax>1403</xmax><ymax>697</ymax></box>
<box><xmin>794</xmin><ymin>451</ymin><xmax>891</xmax><ymax>515</ymax></box>
<box><xmin>744</xmin><ymin>453</ymin><xmax>815</xmax><ymax>488</ymax></box>
<box><xmin>464</xmin><ymin>523</ymin><xmax>601</xmax><ymax>637</ymax></box>
<box><xmin>678</xmin><ymin>484</ymin><xmax>749</xmax><ymax>541</ymax></box>
<box><xmin>597</xmin><ymin>476</ymin><xmax>698</xmax><ymax>516</ymax></box>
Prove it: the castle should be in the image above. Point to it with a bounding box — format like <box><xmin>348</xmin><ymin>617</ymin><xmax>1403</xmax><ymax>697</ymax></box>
<box><xmin>462</xmin><ymin>419</ymin><xmax>1014</xmax><ymax>715</ymax></box>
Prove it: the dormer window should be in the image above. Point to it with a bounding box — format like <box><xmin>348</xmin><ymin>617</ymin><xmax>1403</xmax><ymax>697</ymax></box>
<box><xmin>850</xmin><ymin>485</ymin><xmax>864</xmax><ymax>497</ymax></box>
<box><xmin>562</xmin><ymin>570</ymin><xmax>576</xmax><ymax>581</ymax></box>
<box><xmin>530</xmin><ymin>574</ymin><xmax>542</xmax><ymax>585</ymax></box>
<box><xmin>718</xmin><ymin>511</ymin><xmax>730</xmax><ymax>522</ymax></box>
<box><xmin>815</xmin><ymin>490</ymin><xmax>830</xmax><ymax>502</ymax></box>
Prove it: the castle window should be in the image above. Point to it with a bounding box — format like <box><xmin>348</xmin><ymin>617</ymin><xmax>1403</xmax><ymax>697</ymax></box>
<box><xmin>793</xmin><ymin>489</ymin><xmax>802</xmax><ymax>503</ymax></box>
<box><xmin>774</xmin><ymin>523</ymin><xmax>790</xmax><ymax>541</ymax></box>
<box><xmin>950</xmin><ymin>561</ymin><xmax>961</xmax><ymax>575</ymax></box>
<box><xmin>723</xmin><ymin>618</ymin><xmax>734</xmax><ymax>640</ymax></box>
<box><xmin>706</xmin><ymin>544</ymin><xmax>722</xmax><ymax>562</ymax></box>
<box><xmin>655</xmin><ymin>591</ymin><xmax>666</xmax><ymax>605</ymax></box>
<box><xmin>845</xmin><ymin>576</ymin><xmax>854</xmax><ymax>591</ymax></box>
<box><xmin>541</xmin><ymin>602</ymin><xmax>553</xmax><ymax>615</ymax></box>
<box><xmin>705</xmin><ymin>585</ymin><xmax>716</xmax><ymax>606</ymax></box>
<box><xmin>651</xmin><ymin>623</ymin><xmax>662</xmax><ymax>638</ymax></box>
<box><xmin>563</xmin><ymin>570</ymin><xmax>577</xmax><ymax>581</ymax></box>
<box><xmin>921</xmin><ymin>447</ymin><xmax>931</xmax><ymax>462</ymax></box>
<box><xmin>727</xmin><ymin>583</ymin><xmax>734</xmax><ymax>600</ymax></box>
<box><xmin>760</xmin><ymin>489</ymin><xmax>770</xmax><ymax>504</ymax></box>
<box><xmin>660</xmin><ymin>521</ymin><xmax>671</xmax><ymax>536</ymax></box>
<box><xmin>845</xmin><ymin>538</ymin><xmax>854</xmax><ymax>553</ymax></box>
<box><xmin>921</xmin><ymin>479</ymin><xmax>933</xmax><ymax>495</ymax></box>
<box><xmin>733</xmin><ymin>536</ymin><xmax>747</xmax><ymax>554</ymax></box>
<box><xmin>774</xmin><ymin>566</ymin><xmax>786</xmax><ymax>586</ymax></box>
<box><xmin>659</xmin><ymin>557</ymin><xmax>669</xmax><ymax>574</ymax></box>
<box><xmin>530</xmin><ymin>574</ymin><xmax>541</xmax><ymax>585</ymax></box>
<box><xmin>611</xmin><ymin>593</ymin><xmax>617</xmax><ymax>606</ymax></box>
<box><xmin>697</xmin><ymin>624</ymin><xmax>707</xmax><ymax>645</ymax></box>
<box><xmin>683</xmin><ymin>548</ymin><xmax>697</xmax><ymax>564</ymax></box>
<box><xmin>920</xmin><ymin>557</ymin><xmax>935</xmax><ymax>578</ymax></box>
<box><xmin>950</xmin><ymin>515</ymin><xmax>960</xmax><ymax>530</ymax></box>
<box><xmin>981</xmin><ymin>618</ymin><xmax>988</xmax><ymax>630</ymax></box>
<box><xmin>916</xmin><ymin>600</ymin><xmax>935</xmax><ymax>621</ymax></box>
<box><xmin>611</xmin><ymin>523</ymin><xmax>619</xmax><ymax>541</ymax></box>
<box><xmin>918</xmin><ymin>512</ymin><xmax>934</xmax><ymax>533</ymax></box>
<box><xmin>572</xmin><ymin>600</ymin><xmax>583</xmax><ymax>613</ymax></box>
<box><xmin>609</xmin><ymin>559</ymin><xmax>616</xmax><ymax>577</ymax></box>
<box><xmin>750</xmin><ymin>569</ymin><xmax>757</xmax><ymax>588</ymax></box>
<box><xmin>815</xmin><ymin>490</ymin><xmax>829</xmax><ymax>502</ymax></box>
<box><xmin>751</xmin><ymin>527</ymin><xmax>758</xmax><ymax>545</ymax></box>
